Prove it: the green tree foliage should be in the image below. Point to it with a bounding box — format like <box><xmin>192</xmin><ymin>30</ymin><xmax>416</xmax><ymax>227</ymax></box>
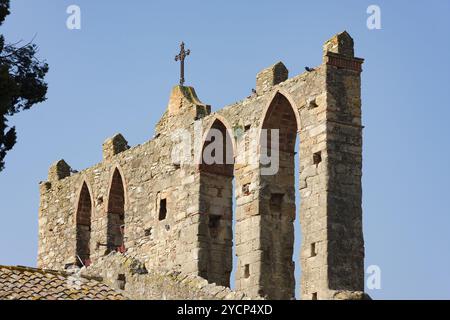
<box><xmin>0</xmin><ymin>0</ymin><xmax>48</xmax><ymax>172</ymax></box>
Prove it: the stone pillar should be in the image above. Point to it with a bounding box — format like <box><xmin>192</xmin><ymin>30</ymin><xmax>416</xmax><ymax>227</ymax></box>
<box><xmin>298</xmin><ymin>113</ymin><xmax>329</xmax><ymax>300</ymax></box>
<box><xmin>322</xmin><ymin>31</ymin><xmax>365</xmax><ymax>298</ymax></box>
<box><xmin>234</xmin><ymin>162</ymin><xmax>262</xmax><ymax>298</ymax></box>
<box><xmin>293</xmin><ymin>31</ymin><xmax>365</xmax><ymax>300</ymax></box>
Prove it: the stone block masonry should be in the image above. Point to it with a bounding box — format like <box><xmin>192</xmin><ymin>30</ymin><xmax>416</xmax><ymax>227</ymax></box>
<box><xmin>38</xmin><ymin>31</ymin><xmax>366</xmax><ymax>300</ymax></box>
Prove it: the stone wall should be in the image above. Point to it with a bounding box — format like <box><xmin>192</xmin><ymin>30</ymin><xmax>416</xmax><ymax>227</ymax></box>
<box><xmin>80</xmin><ymin>252</ymin><xmax>257</xmax><ymax>300</ymax></box>
<box><xmin>38</xmin><ymin>31</ymin><xmax>365</xmax><ymax>300</ymax></box>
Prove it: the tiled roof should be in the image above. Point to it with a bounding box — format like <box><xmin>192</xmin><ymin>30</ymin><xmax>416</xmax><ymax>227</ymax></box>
<box><xmin>0</xmin><ymin>265</ymin><xmax>127</xmax><ymax>300</ymax></box>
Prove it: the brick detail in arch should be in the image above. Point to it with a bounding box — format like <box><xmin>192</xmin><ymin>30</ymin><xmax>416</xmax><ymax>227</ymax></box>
<box><xmin>262</xmin><ymin>93</ymin><xmax>298</xmax><ymax>153</ymax></box>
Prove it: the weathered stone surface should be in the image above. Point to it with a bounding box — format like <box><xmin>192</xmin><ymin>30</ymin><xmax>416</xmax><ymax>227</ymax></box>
<box><xmin>38</xmin><ymin>31</ymin><xmax>366</xmax><ymax>300</ymax></box>
<box><xmin>103</xmin><ymin>134</ymin><xmax>130</xmax><ymax>161</ymax></box>
<box><xmin>48</xmin><ymin>159</ymin><xmax>71</xmax><ymax>181</ymax></box>
<box><xmin>80</xmin><ymin>253</ymin><xmax>258</xmax><ymax>300</ymax></box>
<box><xmin>256</xmin><ymin>61</ymin><xmax>289</xmax><ymax>94</ymax></box>
<box><xmin>332</xmin><ymin>290</ymin><xmax>371</xmax><ymax>300</ymax></box>
<box><xmin>323</xmin><ymin>31</ymin><xmax>354</xmax><ymax>58</ymax></box>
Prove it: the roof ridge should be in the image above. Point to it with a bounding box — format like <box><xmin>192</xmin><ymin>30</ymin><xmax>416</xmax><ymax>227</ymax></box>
<box><xmin>0</xmin><ymin>264</ymin><xmax>127</xmax><ymax>300</ymax></box>
<box><xmin>0</xmin><ymin>265</ymin><xmax>103</xmax><ymax>282</ymax></box>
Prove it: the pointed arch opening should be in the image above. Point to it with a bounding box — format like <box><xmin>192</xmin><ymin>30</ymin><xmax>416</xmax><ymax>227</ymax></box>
<box><xmin>76</xmin><ymin>181</ymin><xmax>92</xmax><ymax>267</ymax></box>
<box><xmin>198</xmin><ymin>118</ymin><xmax>235</xmax><ymax>287</ymax></box>
<box><xmin>106</xmin><ymin>168</ymin><xmax>125</xmax><ymax>254</ymax></box>
<box><xmin>260</xmin><ymin>91</ymin><xmax>299</xmax><ymax>299</ymax></box>
<box><xmin>261</xmin><ymin>92</ymin><xmax>299</xmax><ymax>152</ymax></box>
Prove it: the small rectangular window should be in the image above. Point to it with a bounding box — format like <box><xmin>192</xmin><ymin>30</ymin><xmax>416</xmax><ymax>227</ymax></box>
<box><xmin>208</xmin><ymin>215</ymin><xmax>221</xmax><ymax>238</ymax></box>
<box><xmin>310</xmin><ymin>242</ymin><xmax>317</xmax><ymax>257</ymax></box>
<box><xmin>270</xmin><ymin>193</ymin><xmax>284</xmax><ymax>211</ymax></box>
<box><xmin>313</xmin><ymin>152</ymin><xmax>322</xmax><ymax>165</ymax></box>
<box><xmin>208</xmin><ymin>215</ymin><xmax>221</xmax><ymax>229</ymax></box>
<box><xmin>312</xmin><ymin>292</ymin><xmax>318</xmax><ymax>300</ymax></box>
<box><xmin>307</xmin><ymin>98</ymin><xmax>318</xmax><ymax>109</ymax></box>
<box><xmin>159</xmin><ymin>199</ymin><xmax>167</xmax><ymax>221</ymax></box>
<box><xmin>117</xmin><ymin>274</ymin><xmax>126</xmax><ymax>290</ymax></box>
<box><xmin>244</xmin><ymin>264</ymin><xmax>250</xmax><ymax>279</ymax></box>
<box><xmin>242</xmin><ymin>183</ymin><xmax>250</xmax><ymax>196</ymax></box>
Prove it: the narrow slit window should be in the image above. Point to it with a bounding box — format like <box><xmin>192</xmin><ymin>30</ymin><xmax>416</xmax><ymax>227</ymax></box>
<box><xmin>208</xmin><ymin>215</ymin><xmax>221</xmax><ymax>238</ymax></box>
<box><xmin>242</xmin><ymin>183</ymin><xmax>250</xmax><ymax>196</ymax></box>
<box><xmin>310</xmin><ymin>242</ymin><xmax>317</xmax><ymax>257</ymax></box>
<box><xmin>244</xmin><ymin>264</ymin><xmax>250</xmax><ymax>279</ymax></box>
<box><xmin>117</xmin><ymin>274</ymin><xmax>126</xmax><ymax>290</ymax></box>
<box><xmin>159</xmin><ymin>199</ymin><xmax>167</xmax><ymax>221</ymax></box>
<box><xmin>313</xmin><ymin>151</ymin><xmax>322</xmax><ymax>165</ymax></box>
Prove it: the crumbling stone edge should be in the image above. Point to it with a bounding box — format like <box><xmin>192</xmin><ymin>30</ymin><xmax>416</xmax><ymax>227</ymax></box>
<box><xmin>80</xmin><ymin>252</ymin><xmax>263</xmax><ymax>300</ymax></box>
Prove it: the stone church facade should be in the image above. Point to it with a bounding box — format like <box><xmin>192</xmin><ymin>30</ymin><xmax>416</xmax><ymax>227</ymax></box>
<box><xmin>38</xmin><ymin>31</ymin><xmax>365</xmax><ymax>300</ymax></box>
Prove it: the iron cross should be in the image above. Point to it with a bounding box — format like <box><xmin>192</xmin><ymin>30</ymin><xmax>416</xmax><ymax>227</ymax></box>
<box><xmin>175</xmin><ymin>42</ymin><xmax>190</xmax><ymax>86</ymax></box>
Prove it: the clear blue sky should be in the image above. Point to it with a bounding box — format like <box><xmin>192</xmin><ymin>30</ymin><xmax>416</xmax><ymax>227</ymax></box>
<box><xmin>0</xmin><ymin>0</ymin><xmax>449</xmax><ymax>300</ymax></box>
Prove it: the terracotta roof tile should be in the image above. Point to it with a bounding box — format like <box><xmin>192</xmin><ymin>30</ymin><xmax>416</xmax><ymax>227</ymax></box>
<box><xmin>0</xmin><ymin>265</ymin><xmax>127</xmax><ymax>300</ymax></box>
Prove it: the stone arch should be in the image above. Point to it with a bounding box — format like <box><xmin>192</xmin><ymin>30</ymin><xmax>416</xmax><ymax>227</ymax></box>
<box><xmin>75</xmin><ymin>180</ymin><xmax>93</xmax><ymax>267</ymax></box>
<box><xmin>258</xmin><ymin>90</ymin><xmax>300</xmax><ymax>299</ymax></box>
<box><xmin>258</xmin><ymin>89</ymin><xmax>301</xmax><ymax>136</ymax></box>
<box><xmin>198</xmin><ymin>118</ymin><xmax>235</xmax><ymax>287</ymax></box>
<box><xmin>106</xmin><ymin>166</ymin><xmax>127</xmax><ymax>254</ymax></box>
<box><xmin>195</xmin><ymin>114</ymin><xmax>236</xmax><ymax>166</ymax></box>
